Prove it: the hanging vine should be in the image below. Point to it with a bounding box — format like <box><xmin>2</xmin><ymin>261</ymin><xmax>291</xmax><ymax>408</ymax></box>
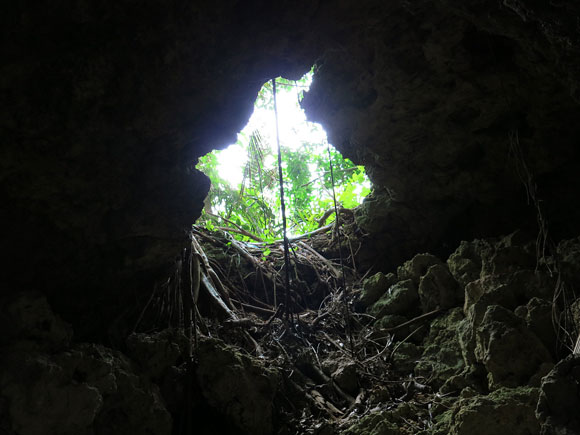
<box><xmin>196</xmin><ymin>71</ymin><xmax>371</xmax><ymax>243</ymax></box>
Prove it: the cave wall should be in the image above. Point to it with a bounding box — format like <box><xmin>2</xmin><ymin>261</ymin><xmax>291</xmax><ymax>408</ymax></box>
<box><xmin>1</xmin><ymin>0</ymin><xmax>329</xmax><ymax>338</ymax></box>
<box><xmin>2</xmin><ymin>0</ymin><xmax>580</xmax><ymax>338</ymax></box>
<box><xmin>303</xmin><ymin>0</ymin><xmax>580</xmax><ymax>268</ymax></box>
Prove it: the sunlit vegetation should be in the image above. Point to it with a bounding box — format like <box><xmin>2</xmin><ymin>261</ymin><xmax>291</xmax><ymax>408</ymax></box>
<box><xmin>196</xmin><ymin>70</ymin><xmax>371</xmax><ymax>242</ymax></box>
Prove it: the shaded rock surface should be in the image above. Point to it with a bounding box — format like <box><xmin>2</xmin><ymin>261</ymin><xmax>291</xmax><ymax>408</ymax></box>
<box><xmin>418</xmin><ymin>263</ymin><xmax>462</xmax><ymax>312</ymax></box>
<box><xmin>345</xmin><ymin>232</ymin><xmax>572</xmax><ymax>433</ymax></box>
<box><xmin>0</xmin><ymin>292</ymin><xmax>72</xmax><ymax>352</ymax></box>
<box><xmin>415</xmin><ymin>308</ymin><xmax>465</xmax><ymax>389</ymax></box>
<box><xmin>536</xmin><ymin>355</ymin><xmax>580</xmax><ymax>435</ymax></box>
<box><xmin>196</xmin><ymin>338</ymin><xmax>279</xmax><ymax>435</ymax></box>
<box><xmin>0</xmin><ymin>294</ymin><xmax>172</xmax><ymax>435</ymax></box>
<box><xmin>126</xmin><ymin>329</ymin><xmax>188</xmax><ymax>381</ymax></box>
<box><xmin>0</xmin><ymin>344</ymin><xmax>172</xmax><ymax>435</ymax></box>
<box><xmin>474</xmin><ymin>305</ymin><xmax>552</xmax><ymax>390</ymax></box>
<box><xmin>369</xmin><ymin>279</ymin><xmax>419</xmax><ymax>318</ymax></box>
<box><xmin>448</xmin><ymin>387</ymin><xmax>541</xmax><ymax>435</ymax></box>
<box><xmin>3</xmin><ymin>231</ymin><xmax>580</xmax><ymax>434</ymax></box>
<box><xmin>358</xmin><ymin>272</ymin><xmax>397</xmax><ymax>310</ymax></box>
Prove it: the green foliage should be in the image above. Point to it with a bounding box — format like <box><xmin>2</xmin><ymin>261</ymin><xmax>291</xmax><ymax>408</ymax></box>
<box><xmin>197</xmin><ymin>71</ymin><xmax>371</xmax><ymax>242</ymax></box>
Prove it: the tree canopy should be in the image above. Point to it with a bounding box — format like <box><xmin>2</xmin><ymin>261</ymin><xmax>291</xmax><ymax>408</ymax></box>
<box><xmin>196</xmin><ymin>71</ymin><xmax>370</xmax><ymax>243</ymax></box>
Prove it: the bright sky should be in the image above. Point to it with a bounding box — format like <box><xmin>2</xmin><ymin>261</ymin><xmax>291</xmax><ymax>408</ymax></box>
<box><xmin>198</xmin><ymin>71</ymin><xmax>371</xmax><ymax>237</ymax></box>
<box><xmin>216</xmin><ymin>73</ymin><xmax>327</xmax><ymax>186</ymax></box>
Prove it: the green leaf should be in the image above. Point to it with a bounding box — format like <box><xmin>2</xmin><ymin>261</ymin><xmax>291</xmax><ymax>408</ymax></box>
<box><xmin>195</xmin><ymin>69</ymin><xmax>371</xmax><ymax>241</ymax></box>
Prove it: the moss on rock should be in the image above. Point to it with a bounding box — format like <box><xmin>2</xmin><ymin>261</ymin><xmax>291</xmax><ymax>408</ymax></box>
<box><xmin>398</xmin><ymin>254</ymin><xmax>444</xmax><ymax>285</ymax></box>
<box><xmin>416</xmin><ymin>308</ymin><xmax>465</xmax><ymax>389</ymax></box>
<box><xmin>418</xmin><ymin>264</ymin><xmax>462</xmax><ymax>312</ymax></box>
<box><xmin>475</xmin><ymin>305</ymin><xmax>552</xmax><ymax>390</ymax></box>
<box><xmin>369</xmin><ymin>279</ymin><xmax>419</xmax><ymax>318</ymax></box>
<box><xmin>358</xmin><ymin>272</ymin><xmax>398</xmax><ymax>310</ymax></box>
<box><xmin>449</xmin><ymin>387</ymin><xmax>540</xmax><ymax>435</ymax></box>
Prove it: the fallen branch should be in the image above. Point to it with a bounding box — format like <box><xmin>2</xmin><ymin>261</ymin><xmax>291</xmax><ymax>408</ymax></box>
<box><xmin>215</xmin><ymin>226</ymin><xmax>264</xmax><ymax>243</ymax></box>
<box><xmin>205</xmin><ymin>211</ymin><xmax>265</xmax><ymax>242</ymax></box>
<box><xmin>297</xmin><ymin>241</ymin><xmax>341</xmax><ymax>278</ymax></box>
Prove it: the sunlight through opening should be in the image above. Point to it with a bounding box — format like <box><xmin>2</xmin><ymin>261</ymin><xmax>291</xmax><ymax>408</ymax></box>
<box><xmin>196</xmin><ymin>69</ymin><xmax>371</xmax><ymax>242</ymax></box>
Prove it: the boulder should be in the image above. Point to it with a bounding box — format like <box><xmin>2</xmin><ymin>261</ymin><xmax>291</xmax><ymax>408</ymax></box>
<box><xmin>515</xmin><ymin>297</ymin><xmax>557</xmax><ymax>357</ymax></box>
<box><xmin>343</xmin><ymin>402</ymin><xmax>431</xmax><ymax>435</ymax></box>
<box><xmin>331</xmin><ymin>361</ymin><xmax>359</xmax><ymax>395</ymax></box>
<box><xmin>449</xmin><ymin>387</ymin><xmax>541</xmax><ymax>435</ymax></box>
<box><xmin>358</xmin><ymin>272</ymin><xmax>397</xmax><ymax>310</ymax></box>
<box><xmin>126</xmin><ymin>328</ymin><xmax>188</xmax><ymax>380</ymax></box>
<box><xmin>447</xmin><ymin>239</ymin><xmax>488</xmax><ymax>288</ymax></box>
<box><xmin>343</xmin><ymin>411</ymin><xmax>400</xmax><ymax>435</ymax></box>
<box><xmin>557</xmin><ymin>237</ymin><xmax>580</xmax><ymax>288</ymax></box>
<box><xmin>536</xmin><ymin>355</ymin><xmax>580</xmax><ymax>435</ymax></box>
<box><xmin>368</xmin><ymin>280</ymin><xmax>419</xmax><ymax>318</ymax></box>
<box><xmin>415</xmin><ymin>308</ymin><xmax>465</xmax><ymax>389</ymax></box>
<box><xmin>397</xmin><ymin>253</ymin><xmax>443</xmax><ymax>285</ymax></box>
<box><xmin>0</xmin><ymin>343</ymin><xmax>171</xmax><ymax>435</ymax></box>
<box><xmin>0</xmin><ymin>292</ymin><xmax>72</xmax><ymax>351</ymax></box>
<box><xmin>479</xmin><ymin>232</ymin><xmax>537</xmax><ymax>277</ymax></box>
<box><xmin>0</xmin><ymin>350</ymin><xmax>102</xmax><ymax>435</ymax></box>
<box><xmin>196</xmin><ymin>338</ymin><xmax>279</xmax><ymax>435</ymax></box>
<box><xmin>464</xmin><ymin>270</ymin><xmax>554</xmax><ymax>315</ymax></box>
<box><xmin>475</xmin><ymin>305</ymin><xmax>552</xmax><ymax>390</ymax></box>
<box><xmin>418</xmin><ymin>264</ymin><xmax>462</xmax><ymax>312</ymax></box>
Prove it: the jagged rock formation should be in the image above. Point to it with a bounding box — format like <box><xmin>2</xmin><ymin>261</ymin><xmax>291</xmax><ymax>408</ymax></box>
<box><xmin>347</xmin><ymin>234</ymin><xmax>580</xmax><ymax>434</ymax></box>
<box><xmin>3</xmin><ymin>0</ymin><xmax>580</xmax><ymax>434</ymax></box>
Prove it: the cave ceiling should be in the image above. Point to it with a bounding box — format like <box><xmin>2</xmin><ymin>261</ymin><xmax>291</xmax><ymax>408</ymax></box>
<box><xmin>2</xmin><ymin>0</ymin><xmax>580</xmax><ymax>336</ymax></box>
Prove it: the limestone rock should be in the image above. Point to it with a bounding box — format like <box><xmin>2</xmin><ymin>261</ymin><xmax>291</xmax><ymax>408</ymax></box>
<box><xmin>479</xmin><ymin>232</ymin><xmax>537</xmax><ymax>277</ymax></box>
<box><xmin>418</xmin><ymin>264</ymin><xmax>462</xmax><ymax>312</ymax></box>
<box><xmin>358</xmin><ymin>272</ymin><xmax>397</xmax><ymax>310</ymax></box>
<box><xmin>126</xmin><ymin>328</ymin><xmax>187</xmax><ymax>380</ymax></box>
<box><xmin>0</xmin><ymin>343</ymin><xmax>171</xmax><ymax>435</ymax></box>
<box><xmin>536</xmin><ymin>355</ymin><xmax>580</xmax><ymax>435</ymax></box>
<box><xmin>0</xmin><ymin>350</ymin><xmax>102</xmax><ymax>435</ymax></box>
<box><xmin>92</xmin><ymin>350</ymin><xmax>172</xmax><ymax>435</ymax></box>
<box><xmin>415</xmin><ymin>308</ymin><xmax>465</xmax><ymax>389</ymax></box>
<box><xmin>447</xmin><ymin>239</ymin><xmax>488</xmax><ymax>288</ymax></box>
<box><xmin>368</xmin><ymin>279</ymin><xmax>419</xmax><ymax>318</ymax></box>
<box><xmin>458</xmin><ymin>268</ymin><xmax>555</xmax><ymax>376</ymax></box>
<box><xmin>391</xmin><ymin>342</ymin><xmax>422</xmax><ymax>374</ymax></box>
<box><xmin>449</xmin><ymin>387</ymin><xmax>541</xmax><ymax>435</ymax></box>
<box><xmin>570</xmin><ymin>299</ymin><xmax>580</xmax><ymax>340</ymax></box>
<box><xmin>397</xmin><ymin>254</ymin><xmax>444</xmax><ymax>285</ymax></box>
<box><xmin>0</xmin><ymin>292</ymin><xmax>72</xmax><ymax>351</ymax></box>
<box><xmin>464</xmin><ymin>270</ymin><xmax>554</xmax><ymax>315</ymax></box>
<box><xmin>475</xmin><ymin>305</ymin><xmax>552</xmax><ymax>390</ymax></box>
<box><xmin>515</xmin><ymin>297</ymin><xmax>557</xmax><ymax>357</ymax></box>
<box><xmin>464</xmin><ymin>277</ymin><xmax>519</xmax><ymax>320</ymax></box>
<box><xmin>343</xmin><ymin>411</ymin><xmax>400</xmax><ymax>435</ymax></box>
<box><xmin>196</xmin><ymin>338</ymin><xmax>278</xmax><ymax>435</ymax></box>
<box><xmin>343</xmin><ymin>402</ymin><xmax>429</xmax><ymax>435</ymax></box>
<box><xmin>557</xmin><ymin>236</ymin><xmax>580</xmax><ymax>266</ymax></box>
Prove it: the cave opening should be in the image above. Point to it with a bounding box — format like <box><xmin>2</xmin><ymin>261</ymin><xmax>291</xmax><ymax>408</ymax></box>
<box><xmin>6</xmin><ymin>1</ymin><xmax>580</xmax><ymax>433</ymax></box>
<box><xmin>195</xmin><ymin>69</ymin><xmax>371</xmax><ymax>243</ymax></box>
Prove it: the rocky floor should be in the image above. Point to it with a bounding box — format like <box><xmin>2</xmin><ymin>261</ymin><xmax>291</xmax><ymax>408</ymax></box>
<box><xmin>2</xmin><ymin>223</ymin><xmax>580</xmax><ymax>434</ymax></box>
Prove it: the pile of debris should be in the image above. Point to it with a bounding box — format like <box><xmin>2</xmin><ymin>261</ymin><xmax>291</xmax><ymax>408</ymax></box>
<box><xmin>2</xmin><ymin>221</ymin><xmax>580</xmax><ymax>434</ymax></box>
